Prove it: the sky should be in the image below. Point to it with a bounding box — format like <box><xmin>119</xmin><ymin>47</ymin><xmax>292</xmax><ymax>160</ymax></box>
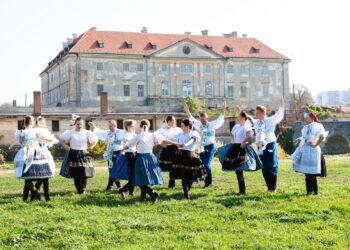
<box><xmin>0</xmin><ymin>0</ymin><xmax>349</xmax><ymax>105</ymax></box>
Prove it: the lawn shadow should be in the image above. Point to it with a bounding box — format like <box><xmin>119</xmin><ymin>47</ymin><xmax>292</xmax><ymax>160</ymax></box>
<box><xmin>214</xmin><ymin>192</ymin><xmax>304</xmax><ymax>208</ymax></box>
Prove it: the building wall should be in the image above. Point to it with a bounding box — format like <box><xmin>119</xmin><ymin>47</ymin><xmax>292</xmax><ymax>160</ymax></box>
<box><xmin>41</xmin><ymin>51</ymin><xmax>289</xmax><ymax>112</ymax></box>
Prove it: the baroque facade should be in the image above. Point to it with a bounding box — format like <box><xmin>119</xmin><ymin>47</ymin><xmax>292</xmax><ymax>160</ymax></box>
<box><xmin>40</xmin><ymin>27</ymin><xmax>290</xmax><ymax>111</ymax></box>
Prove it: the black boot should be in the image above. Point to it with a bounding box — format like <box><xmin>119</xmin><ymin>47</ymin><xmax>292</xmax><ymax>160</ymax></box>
<box><xmin>312</xmin><ymin>178</ymin><xmax>318</xmax><ymax>195</ymax></box>
<box><xmin>106</xmin><ymin>178</ymin><xmax>114</xmax><ymax>191</ymax></box>
<box><xmin>305</xmin><ymin>177</ymin><xmax>313</xmax><ymax>195</ymax></box>
<box><xmin>30</xmin><ymin>190</ymin><xmax>41</xmax><ymax>201</ymax></box>
<box><xmin>168</xmin><ymin>178</ymin><xmax>176</xmax><ymax>189</ymax></box>
<box><xmin>74</xmin><ymin>179</ymin><xmax>81</xmax><ymax>193</ymax></box>
<box><xmin>151</xmin><ymin>192</ymin><xmax>160</xmax><ymax>204</ymax></box>
<box><xmin>23</xmin><ymin>185</ymin><xmax>30</xmax><ymax>202</ymax></box>
<box><xmin>270</xmin><ymin>175</ymin><xmax>278</xmax><ymax>192</ymax></box>
<box><xmin>80</xmin><ymin>179</ymin><xmax>87</xmax><ymax>194</ymax></box>
<box><xmin>238</xmin><ymin>180</ymin><xmax>246</xmax><ymax>195</ymax></box>
<box><xmin>140</xmin><ymin>188</ymin><xmax>146</xmax><ymax>202</ymax></box>
<box><xmin>129</xmin><ymin>186</ymin><xmax>134</xmax><ymax>196</ymax></box>
<box><xmin>263</xmin><ymin>175</ymin><xmax>270</xmax><ymax>190</ymax></box>
<box><xmin>115</xmin><ymin>180</ymin><xmax>121</xmax><ymax>189</ymax></box>
<box><xmin>35</xmin><ymin>180</ymin><xmax>42</xmax><ymax>192</ymax></box>
<box><xmin>43</xmin><ymin>179</ymin><xmax>50</xmax><ymax>201</ymax></box>
<box><xmin>203</xmin><ymin>173</ymin><xmax>213</xmax><ymax>188</ymax></box>
<box><xmin>182</xmin><ymin>179</ymin><xmax>190</xmax><ymax>199</ymax></box>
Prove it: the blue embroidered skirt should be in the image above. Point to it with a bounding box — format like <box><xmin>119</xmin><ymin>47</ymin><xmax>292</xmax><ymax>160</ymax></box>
<box><xmin>132</xmin><ymin>153</ymin><xmax>164</xmax><ymax>186</ymax></box>
<box><xmin>109</xmin><ymin>151</ymin><xmax>129</xmax><ymax>180</ymax></box>
<box><xmin>218</xmin><ymin>144</ymin><xmax>263</xmax><ymax>172</ymax></box>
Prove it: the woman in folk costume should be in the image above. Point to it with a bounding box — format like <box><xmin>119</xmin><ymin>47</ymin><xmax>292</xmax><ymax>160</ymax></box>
<box><xmin>170</xmin><ymin>119</ymin><xmax>207</xmax><ymax>199</ymax></box>
<box><xmin>59</xmin><ymin>115</ymin><xmax>97</xmax><ymax>194</ymax></box>
<box><xmin>156</xmin><ymin>115</ymin><xmax>182</xmax><ymax>189</ymax></box>
<box><xmin>291</xmin><ymin>112</ymin><xmax>328</xmax><ymax>195</ymax></box>
<box><xmin>32</xmin><ymin>116</ymin><xmax>59</xmax><ymax>201</ymax></box>
<box><xmin>123</xmin><ymin>119</ymin><xmax>180</xmax><ymax>204</ymax></box>
<box><xmin>218</xmin><ymin>111</ymin><xmax>263</xmax><ymax>195</ymax></box>
<box><xmin>183</xmin><ymin>101</ymin><xmax>226</xmax><ymax>188</ymax></box>
<box><xmin>13</xmin><ymin>116</ymin><xmax>56</xmax><ymax>201</ymax></box>
<box><xmin>236</xmin><ymin>96</ymin><xmax>284</xmax><ymax>192</ymax></box>
<box><xmin>118</xmin><ymin>120</ymin><xmax>137</xmax><ymax>198</ymax></box>
<box><xmin>89</xmin><ymin>120</ymin><xmax>129</xmax><ymax>192</ymax></box>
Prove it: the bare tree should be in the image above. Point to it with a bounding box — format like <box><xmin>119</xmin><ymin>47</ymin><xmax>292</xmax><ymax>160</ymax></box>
<box><xmin>290</xmin><ymin>84</ymin><xmax>315</xmax><ymax>119</ymax></box>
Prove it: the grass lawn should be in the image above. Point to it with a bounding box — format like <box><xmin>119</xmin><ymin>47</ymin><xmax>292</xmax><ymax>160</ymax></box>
<box><xmin>0</xmin><ymin>159</ymin><xmax>349</xmax><ymax>249</ymax></box>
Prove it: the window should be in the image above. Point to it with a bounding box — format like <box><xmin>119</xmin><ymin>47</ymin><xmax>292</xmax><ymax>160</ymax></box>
<box><xmin>117</xmin><ymin>120</ymin><xmax>123</xmax><ymax>129</ymax></box>
<box><xmin>228</xmin><ymin>85</ymin><xmax>234</xmax><ymax>97</ymax></box>
<box><xmin>182</xmin><ymin>80</ymin><xmax>192</xmax><ymax>97</ymax></box>
<box><xmin>150</xmin><ymin>44</ymin><xmax>157</xmax><ymax>49</ymax></box>
<box><xmin>176</xmin><ymin>119</ymin><xmax>182</xmax><ymax>128</ymax></box>
<box><xmin>97</xmin><ymin>84</ymin><xmax>104</xmax><ymax>96</ymax></box>
<box><xmin>262</xmin><ymin>65</ymin><xmax>268</xmax><ymax>75</ymax></box>
<box><xmin>126</xmin><ymin>42</ymin><xmax>132</xmax><ymax>48</ymax></box>
<box><xmin>180</xmin><ymin>64</ymin><xmax>193</xmax><ymax>73</ymax></box>
<box><xmin>205</xmin><ymin>81</ymin><xmax>213</xmax><ymax>97</ymax></box>
<box><xmin>229</xmin><ymin>121</ymin><xmax>236</xmax><ymax>131</ymax></box>
<box><xmin>17</xmin><ymin>120</ymin><xmax>24</xmax><ymax>130</ymax></box>
<box><xmin>137</xmin><ymin>63</ymin><xmax>144</xmax><ymax>72</ymax></box>
<box><xmin>96</xmin><ymin>62</ymin><xmax>104</xmax><ymax>80</ymax></box>
<box><xmin>161</xmin><ymin>80</ymin><xmax>168</xmax><ymax>96</ymax></box>
<box><xmin>227</xmin><ymin>65</ymin><xmax>234</xmax><ymax>74</ymax></box>
<box><xmin>148</xmin><ymin>119</ymin><xmax>154</xmax><ymax>130</ymax></box>
<box><xmin>97</xmin><ymin>41</ymin><xmax>104</xmax><ymax>48</ymax></box>
<box><xmin>263</xmin><ymin>85</ymin><xmax>269</xmax><ymax>97</ymax></box>
<box><xmin>161</xmin><ymin>64</ymin><xmax>168</xmax><ymax>73</ymax></box>
<box><xmin>97</xmin><ymin>62</ymin><xmax>104</xmax><ymax>71</ymax></box>
<box><xmin>123</xmin><ymin>85</ymin><xmax>130</xmax><ymax>96</ymax></box>
<box><xmin>138</xmin><ymin>85</ymin><xmax>144</xmax><ymax>97</ymax></box>
<box><xmin>240</xmin><ymin>85</ymin><xmax>247</xmax><ymax>97</ymax></box>
<box><xmin>240</xmin><ymin>64</ymin><xmax>249</xmax><ymax>75</ymax></box>
<box><xmin>52</xmin><ymin>120</ymin><xmax>60</xmax><ymax>132</ymax></box>
<box><xmin>123</xmin><ymin>63</ymin><xmax>129</xmax><ymax>72</ymax></box>
<box><xmin>226</xmin><ymin>46</ymin><xmax>233</xmax><ymax>52</ymax></box>
<box><xmin>204</xmin><ymin>64</ymin><xmax>212</xmax><ymax>73</ymax></box>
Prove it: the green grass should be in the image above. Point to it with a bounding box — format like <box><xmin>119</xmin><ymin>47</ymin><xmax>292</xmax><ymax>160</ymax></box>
<box><xmin>0</xmin><ymin>160</ymin><xmax>350</xmax><ymax>249</ymax></box>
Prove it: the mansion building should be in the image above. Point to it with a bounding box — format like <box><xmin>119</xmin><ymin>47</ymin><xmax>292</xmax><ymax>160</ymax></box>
<box><xmin>40</xmin><ymin>27</ymin><xmax>290</xmax><ymax>111</ymax></box>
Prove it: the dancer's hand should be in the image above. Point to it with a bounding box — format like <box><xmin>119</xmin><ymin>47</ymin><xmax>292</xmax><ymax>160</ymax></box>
<box><xmin>240</xmin><ymin>143</ymin><xmax>246</xmax><ymax>149</ymax></box>
<box><xmin>88</xmin><ymin>122</ymin><xmax>95</xmax><ymax>130</ymax></box>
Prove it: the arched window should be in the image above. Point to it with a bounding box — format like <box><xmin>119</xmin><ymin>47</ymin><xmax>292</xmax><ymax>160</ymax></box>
<box><xmin>161</xmin><ymin>80</ymin><xmax>168</xmax><ymax>96</ymax></box>
<box><xmin>205</xmin><ymin>81</ymin><xmax>213</xmax><ymax>97</ymax></box>
<box><xmin>182</xmin><ymin>80</ymin><xmax>192</xmax><ymax>98</ymax></box>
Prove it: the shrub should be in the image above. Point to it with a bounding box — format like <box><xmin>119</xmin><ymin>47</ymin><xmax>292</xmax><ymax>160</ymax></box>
<box><xmin>184</xmin><ymin>97</ymin><xmax>202</xmax><ymax>114</ymax></box>
<box><xmin>277</xmin><ymin>127</ymin><xmax>295</xmax><ymax>155</ymax></box>
<box><xmin>89</xmin><ymin>140</ymin><xmax>106</xmax><ymax>158</ymax></box>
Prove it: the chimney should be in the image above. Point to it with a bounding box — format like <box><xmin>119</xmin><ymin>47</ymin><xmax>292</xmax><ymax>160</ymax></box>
<box><xmin>62</xmin><ymin>42</ymin><xmax>68</xmax><ymax>48</ymax></box>
<box><xmin>184</xmin><ymin>32</ymin><xmax>191</xmax><ymax>35</ymax></box>
<box><xmin>12</xmin><ymin>100</ymin><xmax>17</xmax><ymax>108</ymax></box>
<box><xmin>201</xmin><ymin>30</ymin><xmax>208</xmax><ymax>36</ymax></box>
<box><xmin>33</xmin><ymin>91</ymin><xmax>41</xmax><ymax>115</ymax></box>
<box><xmin>72</xmin><ymin>33</ymin><xmax>78</xmax><ymax>40</ymax></box>
<box><xmin>100</xmin><ymin>92</ymin><xmax>108</xmax><ymax>115</ymax></box>
<box><xmin>67</xmin><ymin>38</ymin><xmax>73</xmax><ymax>44</ymax></box>
<box><xmin>141</xmin><ymin>27</ymin><xmax>148</xmax><ymax>33</ymax></box>
<box><xmin>231</xmin><ymin>31</ymin><xmax>238</xmax><ymax>37</ymax></box>
<box><xmin>223</xmin><ymin>33</ymin><xmax>231</xmax><ymax>38</ymax></box>
<box><xmin>242</xmin><ymin>34</ymin><xmax>247</xmax><ymax>38</ymax></box>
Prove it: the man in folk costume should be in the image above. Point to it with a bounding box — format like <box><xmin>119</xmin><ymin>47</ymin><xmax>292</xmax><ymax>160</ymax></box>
<box><xmin>183</xmin><ymin>101</ymin><xmax>226</xmax><ymax>188</ymax></box>
<box><xmin>237</xmin><ymin>96</ymin><xmax>285</xmax><ymax>192</ymax></box>
<box><xmin>89</xmin><ymin>120</ymin><xmax>129</xmax><ymax>192</ymax></box>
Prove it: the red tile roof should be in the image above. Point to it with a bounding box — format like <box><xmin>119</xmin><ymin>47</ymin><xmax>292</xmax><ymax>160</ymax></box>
<box><xmin>41</xmin><ymin>28</ymin><xmax>289</xmax><ymax>74</ymax></box>
<box><xmin>72</xmin><ymin>29</ymin><xmax>289</xmax><ymax>59</ymax></box>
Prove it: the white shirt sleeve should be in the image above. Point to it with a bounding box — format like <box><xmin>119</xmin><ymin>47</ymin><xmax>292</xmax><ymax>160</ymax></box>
<box><xmin>191</xmin><ymin>131</ymin><xmax>201</xmax><ymax>143</ymax></box>
<box><xmin>189</xmin><ymin>116</ymin><xmax>202</xmax><ymax>131</ymax></box>
<box><xmin>87</xmin><ymin>130</ymin><xmax>98</xmax><ymax>144</ymax></box>
<box><xmin>210</xmin><ymin>115</ymin><xmax>225</xmax><ymax>130</ymax></box>
<box><xmin>59</xmin><ymin>129</ymin><xmax>72</xmax><ymax>142</ymax></box>
<box><xmin>93</xmin><ymin>127</ymin><xmax>109</xmax><ymax>141</ymax></box>
<box><xmin>268</xmin><ymin>107</ymin><xmax>284</xmax><ymax>126</ymax></box>
<box><xmin>153</xmin><ymin>131</ymin><xmax>165</xmax><ymax>144</ymax></box>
